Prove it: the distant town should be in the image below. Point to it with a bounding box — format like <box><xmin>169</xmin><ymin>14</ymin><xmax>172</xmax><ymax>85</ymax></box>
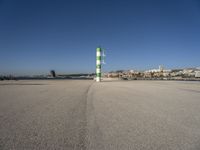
<box><xmin>104</xmin><ymin>66</ymin><xmax>200</xmax><ymax>81</ymax></box>
<box><xmin>1</xmin><ymin>66</ymin><xmax>200</xmax><ymax>81</ymax></box>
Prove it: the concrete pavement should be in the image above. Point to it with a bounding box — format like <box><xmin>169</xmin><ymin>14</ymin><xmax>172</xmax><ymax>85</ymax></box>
<box><xmin>0</xmin><ymin>80</ymin><xmax>200</xmax><ymax>150</ymax></box>
<box><xmin>86</xmin><ymin>81</ymin><xmax>200</xmax><ymax>150</ymax></box>
<box><xmin>0</xmin><ymin>80</ymin><xmax>92</xmax><ymax>150</ymax></box>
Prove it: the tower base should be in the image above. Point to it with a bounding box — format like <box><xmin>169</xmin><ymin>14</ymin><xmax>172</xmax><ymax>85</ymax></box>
<box><xmin>96</xmin><ymin>77</ymin><xmax>101</xmax><ymax>82</ymax></box>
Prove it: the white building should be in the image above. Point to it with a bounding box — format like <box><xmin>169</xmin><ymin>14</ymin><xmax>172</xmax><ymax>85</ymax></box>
<box><xmin>195</xmin><ymin>71</ymin><xmax>200</xmax><ymax>78</ymax></box>
<box><xmin>146</xmin><ymin>65</ymin><xmax>171</xmax><ymax>73</ymax></box>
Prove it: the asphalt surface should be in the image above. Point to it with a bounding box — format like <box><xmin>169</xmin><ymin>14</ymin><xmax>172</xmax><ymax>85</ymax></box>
<box><xmin>0</xmin><ymin>80</ymin><xmax>200</xmax><ymax>150</ymax></box>
<box><xmin>0</xmin><ymin>80</ymin><xmax>92</xmax><ymax>150</ymax></box>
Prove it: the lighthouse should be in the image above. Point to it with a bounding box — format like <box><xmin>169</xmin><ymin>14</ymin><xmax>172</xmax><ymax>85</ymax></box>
<box><xmin>96</xmin><ymin>47</ymin><xmax>102</xmax><ymax>82</ymax></box>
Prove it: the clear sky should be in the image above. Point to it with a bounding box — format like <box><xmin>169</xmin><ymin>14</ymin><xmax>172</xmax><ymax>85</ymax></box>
<box><xmin>0</xmin><ymin>0</ymin><xmax>200</xmax><ymax>75</ymax></box>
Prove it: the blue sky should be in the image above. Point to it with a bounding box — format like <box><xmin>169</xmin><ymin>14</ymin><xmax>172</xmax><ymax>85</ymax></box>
<box><xmin>0</xmin><ymin>0</ymin><xmax>200</xmax><ymax>75</ymax></box>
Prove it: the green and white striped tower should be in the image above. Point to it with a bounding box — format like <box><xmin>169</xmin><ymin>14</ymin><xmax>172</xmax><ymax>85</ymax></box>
<box><xmin>96</xmin><ymin>47</ymin><xmax>102</xmax><ymax>82</ymax></box>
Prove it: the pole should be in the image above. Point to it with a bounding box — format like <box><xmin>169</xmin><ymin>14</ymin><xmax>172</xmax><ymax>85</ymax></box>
<box><xmin>96</xmin><ymin>47</ymin><xmax>101</xmax><ymax>82</ymax></box>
